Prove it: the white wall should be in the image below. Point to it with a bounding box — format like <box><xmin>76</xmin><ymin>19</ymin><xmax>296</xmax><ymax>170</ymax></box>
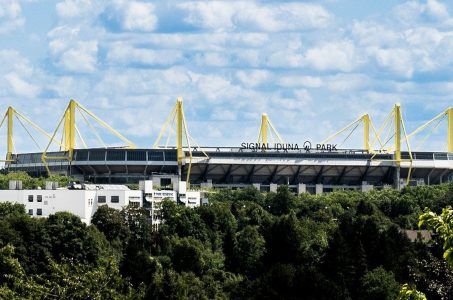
<box><xmin>0</xmin><ymin>189</ymin><xmax>143</xmax><ymax>225</ymax></box>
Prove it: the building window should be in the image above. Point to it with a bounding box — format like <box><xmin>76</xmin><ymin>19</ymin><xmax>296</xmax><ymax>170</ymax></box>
<box><xmin>161</xmin><ymin>178</ymin><xmax>172</xmax><ymax>186</ymax></box>
<box><xmin>111</xmin><ymin>196</ymin><xmax>120</xmax><ymax>203</ymax></box>
<box><xmin>37</xmin><ymin>209</ymin><xmax>42</xmax><ymax>216</ymax></box>
<box><xmin>37</xmin><ymin>195</ymin><xmax>42</xmax><ymax>202</ymax></box>
<box><xmin>28</xmin><ymin>209</ymin><xmax>33</xmax><ymax>215</ymax></box>
<box><xmin>98</xmin><ymin>196</ymin><xmax>106</xmax><ymax>203</ymax></box>
<box><xmin>28</xmin><ymin>195</ymin><xmax>33</xmax><ymax>202</ymax></box>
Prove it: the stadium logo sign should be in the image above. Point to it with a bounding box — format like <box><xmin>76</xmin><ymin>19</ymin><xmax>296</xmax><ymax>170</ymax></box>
<box><xmin>240</xmin><ymin>141</ymin><xmax>338</xmax><ymax>152</ymax></box>
<box><xmin>240</xmin><ymin>143</ymin><xmax>300</xmax><ymax>150</ymax></box>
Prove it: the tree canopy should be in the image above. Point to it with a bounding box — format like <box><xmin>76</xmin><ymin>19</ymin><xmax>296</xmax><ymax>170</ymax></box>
<box><xmin>0</xmin><ymin>173</ymin><xmax>452</xmax><ymax>299</ymax></box>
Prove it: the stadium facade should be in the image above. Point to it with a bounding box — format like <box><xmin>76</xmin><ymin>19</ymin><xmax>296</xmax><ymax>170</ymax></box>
<box><xmin>2</xmin><ymin>99</ymin><xmax>452</xmax><ymax>194</ymax></box>
<box><xmin>7</xmin><ymin>147</ymin><xmax>452</xmax><ymax>194</ymax></box>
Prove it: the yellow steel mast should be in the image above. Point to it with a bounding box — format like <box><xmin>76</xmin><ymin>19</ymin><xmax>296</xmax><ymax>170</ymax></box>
<box><xmin>6</xmin><ymin>107</ymin><xmax>13</xmax><ymax>162</ymax></box>
<box><xmin>176</xmin><ymin>98</ymin><xmax>184</xmax><ymax>165</ymax></box>
<box><xmin>154</xmin><ymin>97</ymin><xmax>208</xmax><ymax>187</ymax></box>
<box><xmin>363</xmin><ymin>114</ymin><xmax>370</xmax><ymax>153</ymax></box>
<box><xmin>260</xmin><ymin>114</ymin><xmax>268</xmax><ymax>144</ymax></box>
<box><xmin>394</xmin><ymin>104</ymin><xmax>401</xmax><ymax>165</ymax></box>
<box><xmin>449</xmin><ymin>107</ymin><xmax>452</xmax><ymax>152</ymax></box>
<box><xmin>64</xmin><ymin>99</ymin><xmax>77</xmax><ymax>160</ymax></box>
<box><xmin>42</xmin><ymin>99</ymin><xmax>136</xmax><ymax>173</ymax></box>
<box><xmin>0</xmin><ymin>106</ymin><xmax>62</xmax><ymax>163</ymax></box>
<box><xmin>321</xmin><ymin>113</ymin><xmax>382</xmax><ymax>153</ymax></box>
<box><xmin>257</xmin><ymin>113</ymin><xmax>283</xmax><ymax>145</ymax></box>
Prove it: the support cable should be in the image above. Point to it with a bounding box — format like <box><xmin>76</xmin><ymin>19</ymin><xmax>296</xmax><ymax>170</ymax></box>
<box><xmin>77</xmin><ymin>102</ymin><xmax>136</xmax><ymax>148</ymax></box>
<box><xmin>77</xmin><ymin>106</ymin><xmax>106</xmax><ymax>148</ymax></box>
<box><xmin>414</xmin><ymin>115</ymin><xmax>445</xmax><ymax>151</ymax></box>
<box><xmin>75</xmin><ymin>124</ymin><xmax>88</xmax><ymax>149</ymax></box>
<box><xmin>15</xmin><ymin>115</ymin><xmax>40</xmax><ymax>150</ymax></box>
<box><xmin>338</xmin><ymin>122</ymin><xmax>361</xmax><ymax>149</ymax></box>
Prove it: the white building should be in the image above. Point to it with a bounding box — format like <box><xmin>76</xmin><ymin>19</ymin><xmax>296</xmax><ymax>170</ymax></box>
<box><xmin>0</xmin><ymin>179</ymin><xmax>202</xmax><ymax>226</ymax></box>
<box><xmin>0</xmin><ymin>183</ymin><xmax>142</xmax><ymax>224</ymax></box>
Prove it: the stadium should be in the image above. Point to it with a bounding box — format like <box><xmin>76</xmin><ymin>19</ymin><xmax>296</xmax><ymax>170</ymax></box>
<box><xmin>1</xmin><ymin>99</ymin><xmax>452</xmax><ymax>194</ymax></box>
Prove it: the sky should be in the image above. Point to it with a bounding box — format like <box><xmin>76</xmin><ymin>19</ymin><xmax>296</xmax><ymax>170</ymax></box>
<box><xmin>0</xmin><ymin>0</ymin><xmax>452</xmax><ymax>155</ymax></box>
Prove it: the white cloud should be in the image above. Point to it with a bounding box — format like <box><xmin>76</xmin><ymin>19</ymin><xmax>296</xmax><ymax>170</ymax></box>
<box><xmin>325</xmin><ymin>74</ymin><xmax>370</xmax><ymax>92</ymax></box>
<box><xmin>304</xmin><ymin>40</ymin><xmax>359</xmax><ymax>72</ymax></box>
<box><xmin>373</xmin><ymin>48</ymin><xmax>414</xmax><ymax>78</ymax></box>
<box><xmin>108</xmin><ymin>0</ymin><xmax>157</xmax><ymax>32</ymax></box>
<box><xmin>4</xmin><ymin>72</ymin><xmax>40</xmax><ymax>97</ymax></box>
<box><xmin>0</xmin><ymin>50</ymin><xmax>41</xmax><ymax>98</ymax></box>
<box><xmin>56</xmin><ymin>40</ymin><xmax>98</xmax><ymax>73</ymax></box>
<box><xmin>107</xmin><ymin>43</ymin><xmax>184</xmax><ymax>66</ymax></box>
<box><xmin>236</xmin><ymin>70</ymin><xmax>270</xmax><ymax>88</ymax></box>
<box><xmin>425</xmin><ymin>0</ymin><xmax>449</xmax><ymax>20</ymax></box>
<box><xmin>211</xmin><ymin>108</ymin><xmax>237</xmax><ymax>121</ymax></box>
<box><xmin>393</xmin><ymin>0</ymin><xmax>450</xmax><ymax>25</ymax></box>
<box><xmin>195</xmin><ymin>52</ymin><xmax>229</xmax><ymax>67</ymax></box>
<box><xmin>56</xmin><ymin>0</ymin><xmax>97</xmax><ymax>19</ymax></box>
<box><xmin>352</xmin><ymin>21</ymin><xmax>400</xmax><ymax>47</ymax></box>
<box><xmin>178</xmin><ymin>1</ymin><xmax>331</xmax><ymax>32</ymax></box>
<box><xmin>278</xmin><ymin>76</ymin><xmax>323</xmax><ymax>88</ymax></box>
<box><xmin>0</xmin><ymin>0</ymin><xmax>24</xmax><ymax>34</ymax></box>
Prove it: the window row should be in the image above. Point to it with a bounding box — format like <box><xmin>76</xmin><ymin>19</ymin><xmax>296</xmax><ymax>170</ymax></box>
<box><xmin>28</xmin><ymin>208</ymin><xmax>42</xmax><ymax>216</ymax></box>
<box><xmin>28</xmin><ymin>195</ymin><xmax>42</xmax><ymax>202</ymax></box>
<box><xmin>97</xmin><ymin>195</ymin><xmax>120</xmax><ymax>204</ymax></box>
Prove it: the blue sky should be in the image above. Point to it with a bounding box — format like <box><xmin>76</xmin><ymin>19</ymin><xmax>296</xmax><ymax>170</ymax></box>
<box><xmin>0</xmin><ymin>0</ymin><xmax>452</xmax><ymax>155</ymax></box>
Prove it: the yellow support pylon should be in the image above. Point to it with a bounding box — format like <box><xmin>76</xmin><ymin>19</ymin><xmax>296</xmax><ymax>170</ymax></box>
<box><xmin>176</xmin><ymin>97</ymin><xmax>184</xmax><ymax>165</ymax></box>
<box><xmin>363</xmin><ymin>114</ymin><xmax>370</xmax><ymax>153</ymax></box>
<box><xmin>257</xmin><ymin>113</ymin><xmax>283</xmax><ymax>145</ymax></box>
<box><xmin>6</xmin><ymin>107</ymin><xmax>13</xmax><ymax>162</ymax></box>
<box><xmin>0</xmin><ymin>106</ymin><xmax>62</xmax><ymax>163</ymax></box>
<box><xmin>321</xmin><ymin>113</ymin><xmax>382</xmax><ymax>153</ymax></box>
<box><xmin>394</xmin><ymin>104</ymin><xmax>401</xmax><ymax>165</ymax></box>
<box><xmin>448</xmin><ymin>107</ymin><xmax>452</xmax><ymax>152</ymax></box>
<box><xmin>63</xmin><ymin>99</ymin><xmax>77</xmax><ymax>160</ymax></box>
<box><xmin>42</xmin><ymin>99</ymin><xmax>136</xmax><ymax>174</ymax></box>
<box><xmin>153</xmin><ymin>97</ymin><xmax>208</xmax><ymax>187</ymax></box>
<box><xmin>260</xmin><ymin>114</ymin><xmax>269</xmax><ymax>144</ymax></box>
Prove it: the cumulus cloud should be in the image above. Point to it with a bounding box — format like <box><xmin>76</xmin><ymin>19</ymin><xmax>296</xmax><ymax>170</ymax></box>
<box><xmin>2</xmin><ymin>0</ymin><xmax>453</xmax><ymax>151</ymax></box>
<box><xmin>236</xmin><ymin>70</ymin><xmax>270</xmax><ymax>88</ymax></box>
<box><xmin>105</xmin><ymin>0</ymin><xmax>158</xmax><ymax>32</ymax></box>
<box><xmin>0</xmin><ymin>0</ymin><xmax>24</xmax><ymax>34</ymax></box>
<box><xmin>56</xmin><ymin>0</ymin><xmax>98</xmax><ymax>19</ymax></box>
<box><xmin>304</xmin><ymin>40</ymin><xmax>359</xmax><ymax>72</ymax></box>
<box><xmin>178</xmin><ymin>1</ymin><xmax>331</xmax><ymax>32</ymax></box>
<box><xmin>107</xmin><ymin>42</ymin><xmax>184</xmax><ymax>67</ymax></box>
<box><xmin>373</xmin><ymin>48</ymin><xmax>415</xmax><ymax>78</ymax></box>
<box><xmin>0</xmin><ymin>50</ymin><xmax>41</xmax><ymax>98</ymax></box>
<box><xmin>393</xmin><ymin>0</ymin><xmax>450</xmax><ymax>25</ymax></box>
<box><xmin>4</xmin><ymin>73</ymin><xmax>40</xmax><ymax>97</ymax></box>
<box><xmin>50</xmin><ymin>39</ymin><xmax>98</xmax><ymax>73</ymax></box>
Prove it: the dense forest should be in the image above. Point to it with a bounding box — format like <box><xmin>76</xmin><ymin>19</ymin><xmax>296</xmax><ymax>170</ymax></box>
<box><xmin>0</xmin><ymin>172</ymin><xmax>452</xmax><ymax>299</ymax></box>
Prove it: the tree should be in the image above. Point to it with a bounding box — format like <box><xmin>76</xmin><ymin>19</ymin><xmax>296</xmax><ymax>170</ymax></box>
<box><xmin>359</xmin><ymin>267</ymin><xmax>399</xmax><ymax>300</ymax></box>
<box><xmin>268</xmin><ymin>185</ymin><xmax>297</xmax><ymax>215</ymax></box>
<box><xmin>419</xmin><ymin>207</ymin><xmax>453</xmax><ymax>266</ymax></box>
<box><xmin>92</xmin><ymin>205</ymin><xmax>130</xmax><ymax>246</ymax></box>
<box><xmin>45</xmin><ymin>212</ymin><xmax>104</xmax><ymax>265</ymax></box>
<box><xmin>397</xmin><ymin>284</ymin><xmax>427</xmax><ymax>300</ymax></box>
<box><xmin>232</xmin><ymin>225</ymin><xmax>265</xmax><ymax>276</ymax></box>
